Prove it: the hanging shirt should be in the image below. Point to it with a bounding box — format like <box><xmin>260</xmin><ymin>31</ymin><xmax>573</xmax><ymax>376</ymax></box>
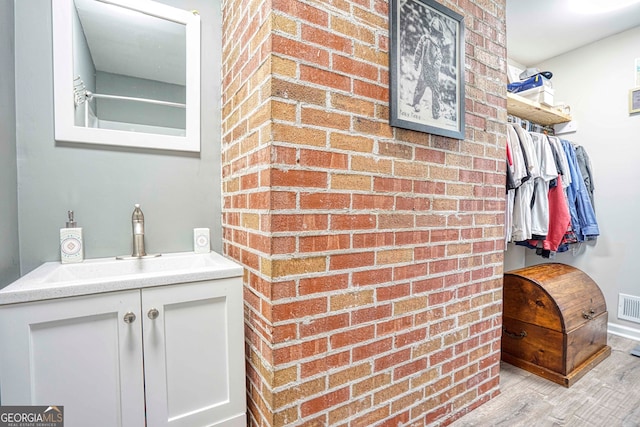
<box><xmin>574</xmin><ymin>145</ymin><xmax>595</xmax><ymax>209</ymax></box>
<box><xmin>548</xmin><ymin>136</ymin><xmax>571</xmax><ymax>189</ymax></box>
<box><xmin>528</xmin><ymin>174</ymin><xmax>572</xmax><ymax>252</ymax></box>
<box><xmin>561</xmin><ymin>139</ymin><xmax>599</xmax><ymax>241</ymax></box>
<box><xmin>529</xmin><ymin>132</ymin><xmax>558</xmax><ymax>237</ymax></box>
<box><xmin>511</xmin><ymin>125</ymin><xmax>539</xmax><ymax>241</ymax></box>
<box><xmin>507</xmin><ymin>125</ymin><xmax>528</xmax><ymax>188</ymax></box>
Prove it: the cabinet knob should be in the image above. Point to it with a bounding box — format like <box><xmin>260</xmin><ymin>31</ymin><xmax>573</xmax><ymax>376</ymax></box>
<box><xmin>123</xmin><ymin>312</ymin><xmax>136</xmax><ymax>324</ymax></box>
<box><xmin>148</xmin><ymin>308</ymin><xmax>160</xmax><ymax>320</ymax></box>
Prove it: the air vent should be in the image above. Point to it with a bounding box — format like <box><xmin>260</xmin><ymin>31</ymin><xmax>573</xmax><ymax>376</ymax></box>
<box><xmin>618</xmin><ymin>293</ymin><xmax>640</xmax><ymax>324</ymax></box>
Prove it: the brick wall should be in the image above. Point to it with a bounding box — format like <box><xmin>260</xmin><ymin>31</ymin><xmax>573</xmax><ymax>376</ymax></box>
<box><xmin>221</xmin><ymin>0</ymin><xmax>507</xmax><ymax>424</ymax></box>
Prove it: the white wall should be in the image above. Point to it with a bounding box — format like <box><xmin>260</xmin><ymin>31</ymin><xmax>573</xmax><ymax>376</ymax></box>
<box><xmin>11</xmin><ymin>0</ymin><xmax>222</xmax><ymax>278</ymax></box>
<box><xmin>0</xmin><ymin>1</ymin><xmax>20</xmax><ymax>288</ymax></box>
<box><xmin>525</xmin><ymin>26</ymin><xmax>640</xmax><ymax>338</ymax></box>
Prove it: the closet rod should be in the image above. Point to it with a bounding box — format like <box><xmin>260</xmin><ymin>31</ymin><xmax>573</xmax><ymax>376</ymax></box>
<box><xmin>87</xmin><ymin>92</ymin><xmax>186</xmax><ymax>108</ymax></box>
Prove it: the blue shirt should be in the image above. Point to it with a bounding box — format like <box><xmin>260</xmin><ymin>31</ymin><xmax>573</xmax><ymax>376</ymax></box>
<box><xmin>561</xmin><ymin>139</ymin><xmax>599</xmax><ymax>241</ymax></box>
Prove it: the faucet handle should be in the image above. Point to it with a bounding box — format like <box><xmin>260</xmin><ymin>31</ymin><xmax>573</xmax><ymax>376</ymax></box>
<box><xmin>132</xmin><ymin>204</ymin><xmax>144</xmax><ymax>221</ymax></box>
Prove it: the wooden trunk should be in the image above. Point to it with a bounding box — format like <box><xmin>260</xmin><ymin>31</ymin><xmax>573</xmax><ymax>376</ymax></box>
<box><xmin>502</xmin><ymin>263</ymin><xmax>611</xmax><ymax>387</ymax></box>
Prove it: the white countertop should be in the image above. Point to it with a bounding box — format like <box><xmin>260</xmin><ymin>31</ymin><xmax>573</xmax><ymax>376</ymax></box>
<box><xmin>0</xmin><ymin>251</ymin><xmax>243</xmax><ymax>305</ymax></box>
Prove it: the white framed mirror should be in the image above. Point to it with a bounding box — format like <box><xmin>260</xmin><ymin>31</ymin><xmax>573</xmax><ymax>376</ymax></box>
<box><xmin>53</xmin><ymin>0</ymin><xmax>201</xmax><ymax>152</ymax></box>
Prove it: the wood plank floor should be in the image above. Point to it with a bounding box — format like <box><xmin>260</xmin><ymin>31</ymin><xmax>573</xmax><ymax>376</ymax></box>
<box><xmin>451</xmin><ymin>334</ymin><xmax>640</xmax><ymax>426</ymax></box>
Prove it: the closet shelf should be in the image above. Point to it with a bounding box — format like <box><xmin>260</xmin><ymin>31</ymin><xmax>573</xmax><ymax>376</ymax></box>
<box><xmin>507</xmin><ymin>92</ymin><xmax>572</xmax><ymax>126</ymax></box>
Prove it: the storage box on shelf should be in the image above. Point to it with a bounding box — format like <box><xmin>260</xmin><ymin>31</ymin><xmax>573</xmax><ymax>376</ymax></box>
<box><xmin>518</xmin><ymin>85</ymin><xmax>555</xmax><ymax>106</ymax></box>
<box><xmin>507</xmin><ymin>92</ymin><xmax>571</xmax><ymax>126</ymax></box>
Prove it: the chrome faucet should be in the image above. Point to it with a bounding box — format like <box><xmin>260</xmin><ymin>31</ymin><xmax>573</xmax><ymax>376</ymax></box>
<box><xmin>116</xmin><ymin>204</ymin><xmax>160</xmax><ymax>260</ymax></box>
<box><xmin>131</xmin><ymin>204</ymin><xmax>146</xmax><ymax>257</ymax></box>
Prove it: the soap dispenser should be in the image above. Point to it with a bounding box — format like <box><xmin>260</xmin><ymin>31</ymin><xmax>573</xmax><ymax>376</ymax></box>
<box><xmin>60</xmin><ymin>210</ymin><xmax>84</xmax><ymax>263</ymax></box>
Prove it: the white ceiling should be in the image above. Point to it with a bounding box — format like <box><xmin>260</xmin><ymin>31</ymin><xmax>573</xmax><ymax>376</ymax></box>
<box><xmin>507</xmin><ymin>0</ymin><xmax>640</xmax><ymax>66</ymax></box>
<box><xmin>74</xmin><ymin>0</ymin><xmax>186</xmax><ymax>85</ymax></box>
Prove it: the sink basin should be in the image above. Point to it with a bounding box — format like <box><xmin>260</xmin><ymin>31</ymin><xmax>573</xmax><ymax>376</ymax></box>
<box><xmin>43</xmin><ymin>253</ymin><xmax>223</xmax><ymax>284</ymax></box>
<box><xmin>0</xmin><ymin>251</ymin><xmax>243</xmax><ymax>305</ymax></box>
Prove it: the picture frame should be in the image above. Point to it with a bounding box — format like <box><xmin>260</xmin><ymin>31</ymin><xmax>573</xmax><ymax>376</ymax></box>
<box><xmin>629</xmin><ymin>87</ymin><xmax>640</xmax><ymax>114</ymax></box>
<box><xmin>389</xmin><ymin>0</ymin><xmax>465</xmax><ymax>140</ymax></box>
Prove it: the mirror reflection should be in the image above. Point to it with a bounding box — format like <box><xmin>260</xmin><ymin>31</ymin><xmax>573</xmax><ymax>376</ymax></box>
<box><xmin>73</xmin><ymin>0</ymin><xmax>187</xmax><ymax>135</ymax></box>
<box><xmin>53</xmin><ymin>0</ymin><xmax>201</xmax><ymax>152</ymax></box>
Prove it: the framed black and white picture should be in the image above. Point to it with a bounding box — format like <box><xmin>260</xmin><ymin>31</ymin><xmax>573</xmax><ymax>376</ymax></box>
<box><xmin>389</xmin><ymin>0</ymin><xmax>465</xmax><ymax>139</ymax></box>
<box><xmin>629</xmin><ymin>87</ymin><xmax>640</xmax><ymax>114</ymax></box>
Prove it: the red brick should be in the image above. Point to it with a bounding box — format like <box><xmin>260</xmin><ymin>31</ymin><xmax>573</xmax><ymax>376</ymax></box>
<box><xmin>302</xmin><ymin>107</ymin><xmax>351</xmax><ymax>130</ymax></box>
<box><xmin>351</xmin><ymin>304</ymin><xmax>392</xmax><ymax>325</ymax></box>
<box><xmin>378</xmin><ymin>214</ymin><xmax>414</xmax><ymax>229</ymax></box>
<box><xmin>273</xmin><ymin>323</ymin><xmax>297</xmax><ymax>342</ymax></box>
<box><xmin>333</xmin><ymin>55</ymin><xmax>378</xmax><ymax>81</ymax></box>
<box><xmin>431</xmin><ymin>229</ymin><xmax>461</xmax><ymax>242</ymax></box>
<box><xmin>442</xmin><ymin>354</ymin><xmax>470</xmax><ymax>374</ymax></box>
<box><xmin>269</xmin><ymin>214</ymin><xmax>329</xmax><ymax>232</ymax></box>
<box><xmin>377</xmin><ymin>315</ymin><xmax>413</xmax><ymax>337</ymax></box>
<box><xmin>300</xmin><ymin>234</ymin><xmax>351</xmax><ymax>252</ymax></box>
<box><xmin>352</xmin><ymin>194</ymin><xmax>394</xmax><ymax>210</ymax></box>
<box><xmin>299</xmin><ymin>274</ymin><xmax>350</xmax><ymax>295</ymax></box>
<box><xmin>396</xmin><ymin>196</ymin><xmax>431</xmax><ymax>211</ymax></box>
<box><xmin>393</xmin><ymin>357</ymin><xmax>427</xmax><ymax>380</ymax></box>
<box><xmin>430</xmin><ymin>347</ymin><xmax>454</xmax><ymax>366</ymax></box>
<box><xmin>301</xmin><ymin>351</ymin><xmax>351</xmax><ymax>378</ymax></box>
<box><xmin>396</xmin><ymin>230</ymin><xmax>431</xmax><ymax>246</ymax></box>
<box><xmin>353</xmin><ymin>80</ymin><xmax>389</xmax><ymax>102</ymax></box>
<box><xmin>300</xmin><ymin>65</ymin><xmax>351</xmax><ymax>92</ymax></box>
<box><xmin>271</xmin><ymin>191</ymin><xmax>297</xmax><ymax>209</ymax></box>
<box><xmin>376</xmin><ymin>283</ymin><xmax>410</xmax><ymax>301</ymax></box>
<box><xmin>374</xmin><ymin>177</ymin><xmax>412</xmax><ymax>193</ymax></box>
<box><xmin>331</xmin><ymin>15</ymin><xmax>375</xmax><ymax>45</ymax></box>
<box><xmin>302</xmin><ymin>25</ymin><xmax>352</xmax><ymax>54</ymax></box>
<box><xmin>301</xmin><ymin>387</ymin><xmax>350</xmax><ymax>417</ymax></box>
<box><xmin>300</xmin><ymin>192</ymin><xmax>351</xmax><ymax>210</ymax></box>
<box><xmin>374</xmin><ymin>348</ymin><xmax>411</xmax><ymax>371</ymax></box>
<box><xmin>331</xmin><ymin>93</ymin><xmax>376</xmax><ymax>117</ymax></box>
<box><xmin>271</xmin><ymin>169</ymin><xmax>327</xmax><ymax>188</ymax></box>
<box><xmin>352</xmin><ymin>232</ymin><xmax>395</xmax><ymax>249</ymax></box>
<box><xmin>393</xmin><ymin>263</ymin><xmax>427</xmax><ymax>281</ymax></box>
<box><xmin>430</xmin><ymin>319</ymin><xmax>456</xmax><ymax>336</ymax></box>
<box><xmin>300</xmin><ymin>150</ymin><xmax>349</xmax><ymax>170</ymax></box>
<box><xmin>415</xmin><ymin>245</ymin><xmax>446</xmax><ymax>261</ymax></box>
<box><xmin>352</xmin><ymin>266</ymin><xmax>393</xmax><ymax>286</ymax></box>
<box><xmin>352</xmin><ymin>406</ymin><xmax>390</xmax><ymax>427</ymax></box>
<box><xmin>330</xmin><ymin>252</ymin><xmax>375</xmax><ymax>270</ymax></box>
<box><xmin>272</xmin><ymin>35</ymin><xmax>330</xmax><ymax>66</ymax></box>
<box><xmin>272</xmin><ymin>0</ymin><xmax>328</xmax><ymax>26</ymax></box>
<box><xmin>331</xmin><ymin>325</ymin><xmax>375</xmax><ymax>349</ymax></box>
<box><xmin>272</xmin><ymin>236</ymin><xmax>296</xmax><ymax>255</ymax></box>
<box><xmin>271</xmin><ymin>78</ymin><xmax>327</xmax><ymax>107</ymax></box>
<box><xmin>274</xmin><ymin>338</ymin><xmax>329</xmax><ymax>364</ymax></box>
<box><xmin>300</xmin><ymin>313</ymin><xmax>350</xmax><ymax>338</ymax></box>
<box><xmin>394</xmin><ymin>328</ymin><xmax>427</xmax><ymax>349</ymax></box>
<box><xmin>272</xmin><ymin>280</ymin><xmax>297</xmax><ymax>300</ymax></box>
<box><xmin>430</xmin><ymin>259</ymin><xmax>460</xmax><ymax>275</ymax></box>
<box><xmin>413</xmin><ymin>277</ymin><xmax>444</xmax><ymax>293</ymax></box>
<box><xmin>353</xmin><ymin>337</ymin><xmax>394</xmax><ymax>362</ymax></box>
<box><xmin>272</xmin><ymin>297</ymin><xmax>328</xmax><ymax>321</ymax></box>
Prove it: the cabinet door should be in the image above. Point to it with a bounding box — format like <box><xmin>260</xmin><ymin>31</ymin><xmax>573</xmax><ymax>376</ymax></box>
<box><xmin>0</xmin><ymin>291</ymin><xmax>145</xmax><ymax>427</ymax></box>
<box><xmin>142</xmin><ymin>278</ymin><xmax>246</xmax><ymax>427</ymax></box>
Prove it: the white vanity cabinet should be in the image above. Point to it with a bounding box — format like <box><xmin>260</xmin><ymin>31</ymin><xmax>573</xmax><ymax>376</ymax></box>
<box><xmin>0</xmin><ymin>276</ymin><xmax>246</xmax><ymax>427</ymax></box>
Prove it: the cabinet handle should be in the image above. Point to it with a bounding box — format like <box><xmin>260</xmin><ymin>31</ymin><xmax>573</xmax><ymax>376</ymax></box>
<box><xmin>582</xmin><ymin>308</ymin><xmax>596</xmax><ymax>320</ymax></box>
<box><xmin>503</xmin><ymin>327</ymin><xmax>527</xmax><ymax>339</ymax></box>
<box><xmin>147</xmin><ymin>308</ymin><xmax>159</xmax><ymax>320</ymax></box>
<box><xmin>123</xmin><ymin>312</ymin><xmax>136</xmax><ymax>324</ymax></box>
